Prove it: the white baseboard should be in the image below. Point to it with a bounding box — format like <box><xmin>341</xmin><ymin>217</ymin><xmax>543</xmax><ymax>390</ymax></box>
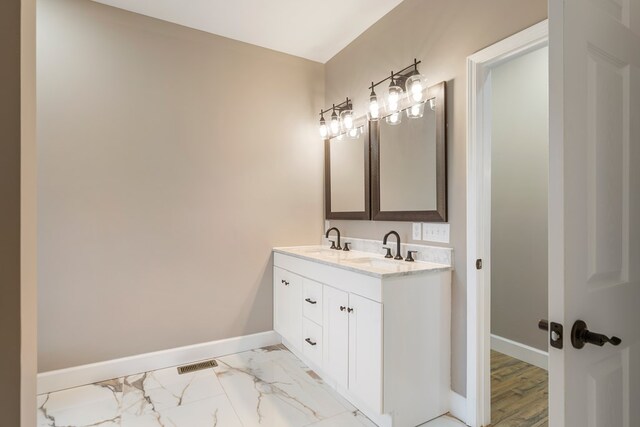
<box><xmin>37</xmin><ymin>330</ymin><xmax>281</xmax><ymax>395</ymax></box>
<box><xmin>449</xmin><ymin>390</ymin><xmax>468</xmax><ymax>425</ymax></box>
<box><xmin>490</xmin><ymin>334</ymin><xmax>548</xmax><ymax>370</ymax></box>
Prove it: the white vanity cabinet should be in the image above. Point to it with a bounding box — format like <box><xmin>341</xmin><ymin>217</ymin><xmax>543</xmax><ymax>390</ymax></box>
<box><xmin>273</xmin><ymin>249</ymin><xmax>452</xmax><ymax>427</ymax></box>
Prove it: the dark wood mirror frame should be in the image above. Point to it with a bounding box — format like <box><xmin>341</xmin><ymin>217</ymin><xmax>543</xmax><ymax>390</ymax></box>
<box><xmin>371</xmin><ymin>81</ymin><xmax>447</xmax><ymax>222</ymax></box>
<box><xmin>324</xmin><ymin>122</ymin><xmax>371</xmax><ymax>220</ymax></box>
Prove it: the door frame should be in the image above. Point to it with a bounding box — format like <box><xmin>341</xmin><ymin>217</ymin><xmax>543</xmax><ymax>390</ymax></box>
<box><xmin>465</xmin><ymin>20</ymin><xmax>548</xmax><ymax>427</ymax></box>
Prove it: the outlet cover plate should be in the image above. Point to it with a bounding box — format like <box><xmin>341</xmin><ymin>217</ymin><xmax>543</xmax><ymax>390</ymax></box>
<box><xmin>412</xmin><ymin>223</ymin><xmax>422</xmax><ymax>240</ymax></box>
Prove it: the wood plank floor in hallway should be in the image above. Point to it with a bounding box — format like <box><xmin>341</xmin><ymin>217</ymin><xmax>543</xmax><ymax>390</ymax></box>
<box><xmin>490</xmin><ymin>350</ymin><xmax>548</xmax><ymax>427</ymax></box>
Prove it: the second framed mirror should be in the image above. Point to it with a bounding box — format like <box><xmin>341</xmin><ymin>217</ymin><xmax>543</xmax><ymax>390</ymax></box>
<box><xmin>371</xmin><ymin>81</ymin><xmax>447</xmax><ymax>222</ymax></box>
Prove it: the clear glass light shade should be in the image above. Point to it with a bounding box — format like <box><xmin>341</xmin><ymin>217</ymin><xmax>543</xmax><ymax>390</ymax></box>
<box><xmin>368</xmin><ymin>94</ymin><xmax>380</xmax><ymax>121</ymax></box>
<box><xmin>405</xmin><ymin>73</ymin><xmax>426</xmax><ymax>103</ymax></box>
<box><xmin>406</xmin><ymin>102</ymin><xmax>425</xmax><ymax>119</ymax></box>
<box><xmin>319</xmin><ymin>120</ymin><xmax>328</xmax><ymax>138</ymax></box>
<box><xmin>428</xmin><ymin>98</ymin><xmax>436</xmax><ymax>111</ymax></box>
<box><xmin>386</xmin><ymin>84</ymin><xmax>403</xmax><ymax>112</ymax></box>
<box><xmin>340</xmin><ymin>110</ymin><xmax>354</xmax><ymax>130</ymax></box>
<box><xmin>330</xmin><ymin>113</ymin><xmax>340</xmax><ymax>136</ymax></box>
<box><xmin>346</xmin><ymin>126</ymin><xmax>362</xmax><ymax>139</ymax></box>
<box><xmin>385</xmin><ymin>111</ymin><xmax>402</xmax><ymax>126</ymax></box>
<box><xmin>318</xmin><ymin>116</ymin><xmax>329</xmax><ymax>139</ymax></box>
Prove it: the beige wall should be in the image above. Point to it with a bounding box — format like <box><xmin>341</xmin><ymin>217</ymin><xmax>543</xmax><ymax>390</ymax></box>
<box><xmin>325</xmin><ymin>0</ymin><xmax>547</xmax><ymax>394</ymax></box>
<box><xmin>1</xmin><ymin>0</ymin><xmax>23</xmax><ymax>423</ymax></box>
<box><xmin>491</xmin><ymin>46</ymin><xmax>549</xmax><ymax>352</ymax></box>
<box><xmin>37</xmin><ymin>0</ymin><xmax>324</xmax><ymax>372</ymax></box>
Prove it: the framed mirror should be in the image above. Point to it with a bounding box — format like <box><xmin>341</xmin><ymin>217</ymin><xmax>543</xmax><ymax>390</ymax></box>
<box><xmin>324</xmin><ymin>122</ymin><xmax>371</xmax><ymax>220</ymax></box>
<box><xmin>371</xmin><ymin>81</ymin><xmax>447</xmax><ymax>222</ymax></box>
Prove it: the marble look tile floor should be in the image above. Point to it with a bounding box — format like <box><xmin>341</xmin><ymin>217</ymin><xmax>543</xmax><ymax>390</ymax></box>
<box><xmin>37</xmin><ymin>344</ymin><xmax>465</xmax><ymax>427</ymax></box>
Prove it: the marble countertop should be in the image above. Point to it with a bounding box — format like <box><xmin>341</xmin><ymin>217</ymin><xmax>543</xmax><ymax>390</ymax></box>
<box><xmin>273</xmin><ymin>245</ymin><xmax>452</xmax><ymax>278</ymax></box>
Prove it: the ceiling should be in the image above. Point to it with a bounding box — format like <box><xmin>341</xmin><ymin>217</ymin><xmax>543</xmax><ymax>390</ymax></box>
<box><xmin>91</xmin><ymin>0</ymin><xmax>405</xmax><ymax>63</ymax></box>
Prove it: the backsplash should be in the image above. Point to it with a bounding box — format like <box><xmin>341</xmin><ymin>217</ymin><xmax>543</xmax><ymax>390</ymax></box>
<box><xmin>321</xmin><ymin>236</ymin><xmax>454</xmax><ymax>268</ymax></box>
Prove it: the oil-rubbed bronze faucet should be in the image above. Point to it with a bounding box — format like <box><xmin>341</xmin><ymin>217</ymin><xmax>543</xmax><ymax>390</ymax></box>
<box><xmin>325</xmin><ymin>227</ymin><xmax>342</xmax><ymax>250</ymax></box>
<box><xmin>383</xmin><ymin>230</ymin><xmax>403</xmax><ymax>260</ymax></box>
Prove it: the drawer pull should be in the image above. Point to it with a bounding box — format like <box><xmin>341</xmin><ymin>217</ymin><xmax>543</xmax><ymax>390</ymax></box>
<box><xmin>305</xmin><ymin>338</ymin><xmax>317</xmax><ymax>346</ymax></box>
<box><xmin>305</xmin><ymin>298</ymin><xmax>317</xmax><ymax>305</ymax></box>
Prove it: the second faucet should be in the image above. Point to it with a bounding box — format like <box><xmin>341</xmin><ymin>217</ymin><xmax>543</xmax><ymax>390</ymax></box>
<box><xmin>325</xmin><ymin>227</ymin><xmax>342</xmax><ymax>250</ymax></box>
<box><xmin>382</xmin><ymin>230</ymin><xmax>403</xmax><ymax>260</ymax></box>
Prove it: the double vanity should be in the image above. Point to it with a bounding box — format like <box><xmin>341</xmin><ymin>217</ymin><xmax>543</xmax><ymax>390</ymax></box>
<box><xmin>272</xmin><ymin>240</ymin><xmax>452</xmax><ymax>427</ymax></box>
<box><xmin>280</xmin><ymin>80</ymin><xmax>452</xmax><ymax>426</ymax></box>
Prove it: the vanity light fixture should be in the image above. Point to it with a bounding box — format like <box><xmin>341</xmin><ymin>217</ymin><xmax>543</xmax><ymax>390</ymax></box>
<box><xmin>316</xmin><ymin>60</ymin><xmax>427</xmax><ymax>137</ymax></box>
<box><xmin>367</xmin><ymin>58</ymin><xmax>425</xmax><ymax>121</ymax></box>
<box><xmin>317</xmin><ymin>98</ymin><xmax>353</xmax><ymax>139</ymax></box>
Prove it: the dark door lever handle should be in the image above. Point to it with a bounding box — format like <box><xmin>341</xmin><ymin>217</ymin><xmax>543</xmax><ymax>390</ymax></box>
<box><xmin>571</xmin><ymin>320</ymin><xmax>622</xmax><ymax>349</ymax></box>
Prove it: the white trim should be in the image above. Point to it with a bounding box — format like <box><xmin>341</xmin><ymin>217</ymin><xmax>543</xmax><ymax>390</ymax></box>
<box><xmin>449</xmin><ymin>390</ymin><xmax>468</xmax><ymax>425</ymax></box>
<box><xmin>490</xmin><ymin>335</ymin><xmax>548</xmax><ymax>371</ymax></box>
<box><xmin>466</xmin><ymin>20</ymin><xmax>548</xmax><ymax>427</ymax></box>
<box><xmin>37</xmin><ymin>331</ymin><xmax>281</xmax><ymax>395</ymax></box>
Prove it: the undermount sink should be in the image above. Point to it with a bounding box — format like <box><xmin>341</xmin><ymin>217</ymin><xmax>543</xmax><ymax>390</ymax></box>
<box><xmin>344</xmin><ymin>257</ymin><xmax>405</xmax><ymax>271</ymax></box>
<box><xmin>295</xmin><ymin>247</ymin><xmax>344</xmax><ymax>256</ymax></box>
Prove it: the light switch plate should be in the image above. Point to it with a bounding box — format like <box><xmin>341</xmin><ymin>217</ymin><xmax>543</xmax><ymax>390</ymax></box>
<box><xmin>422</xmin><ymin>223</ymin><xmax>450</xmax><ymax>243</ymax></box>
<box><xmin>412</xmin><ymin>223</ymin><xmax>422</xmax><ymax>240</ymax></box>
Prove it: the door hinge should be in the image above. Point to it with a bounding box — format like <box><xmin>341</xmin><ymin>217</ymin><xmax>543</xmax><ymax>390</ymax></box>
<box><xmin>476</xmin><ymin>259</ymin><xmax>482</xmax><ymax>270</ymax></box>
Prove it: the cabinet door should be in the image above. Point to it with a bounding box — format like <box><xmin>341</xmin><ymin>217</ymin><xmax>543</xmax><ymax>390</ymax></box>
<box><xmin>273</xmin><ymin>267</ymin><xmax>288</xmax><ymax>338</ymax></box>
<box><xmin>273</xmin><ymin>267</ymin><xmax>302</xmax><ymax>349</ymax></box>
<box><xmin>285</xmin><ymin>272</ymin><xmax>303</xmax><ymax>349</ymax></box>
<box><xmin>348</xmin><ymin>293</ymin><xmax>382</xmax><ymax>413</ymax></box>
<box><xmin>323</xmin><ymin>285</ymin><xmax>349</xmax><ymax>388</ymax></box>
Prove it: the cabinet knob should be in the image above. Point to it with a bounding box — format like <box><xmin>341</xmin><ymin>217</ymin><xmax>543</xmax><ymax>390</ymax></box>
<box><xmin>347</xmin><ymin>307</ymin><xmax>354</xmax><ymax>313</ymax></box>
<box><xmin>340</xmin><ymin>306</ymin><xmax>346</xmax><ymax>312</ymax></box>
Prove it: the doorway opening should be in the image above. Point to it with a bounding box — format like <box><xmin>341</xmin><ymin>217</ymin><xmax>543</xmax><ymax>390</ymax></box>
<box><xmin>466</xmin><ymin>21</ymin><xmax>549</xmax><ymax>427</ymax></box>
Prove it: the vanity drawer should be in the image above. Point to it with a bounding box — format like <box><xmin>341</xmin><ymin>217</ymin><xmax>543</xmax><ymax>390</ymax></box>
<box><xmin>302</xmin><ymin>318</ymin><xmax>323</xmax><ymax>368</ymax></box>
<box><xmin>303</xmin><ymin>279</ymin><xmax>323</xmax><ymax>325</ymax></box>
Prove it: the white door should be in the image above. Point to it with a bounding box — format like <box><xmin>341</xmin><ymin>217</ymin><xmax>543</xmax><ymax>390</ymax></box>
<box><xmin>348</xmin><ymin>293</ymin><xmax>382</xmax><ymax>413</ymax></box>
<box><xmin>548</xmin><ymin>0</ymin><xmax>640</xmax><ymax>425</ymax></box>
<box><xmin>323</xmin><ymin>285</ymin><xmax>349</xmax><ymax>388</ymax></box>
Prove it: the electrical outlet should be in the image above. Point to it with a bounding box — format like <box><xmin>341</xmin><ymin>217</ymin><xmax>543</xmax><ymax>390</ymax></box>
<box><xmin>422</xmin><ymin>223</ymin><xmax>450</xmax><ymax>243</ymax></box>
<box><xmin>412</xmin><ymin>223</ymin><xmax>422</xmax><ymax>240</ymax></box>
